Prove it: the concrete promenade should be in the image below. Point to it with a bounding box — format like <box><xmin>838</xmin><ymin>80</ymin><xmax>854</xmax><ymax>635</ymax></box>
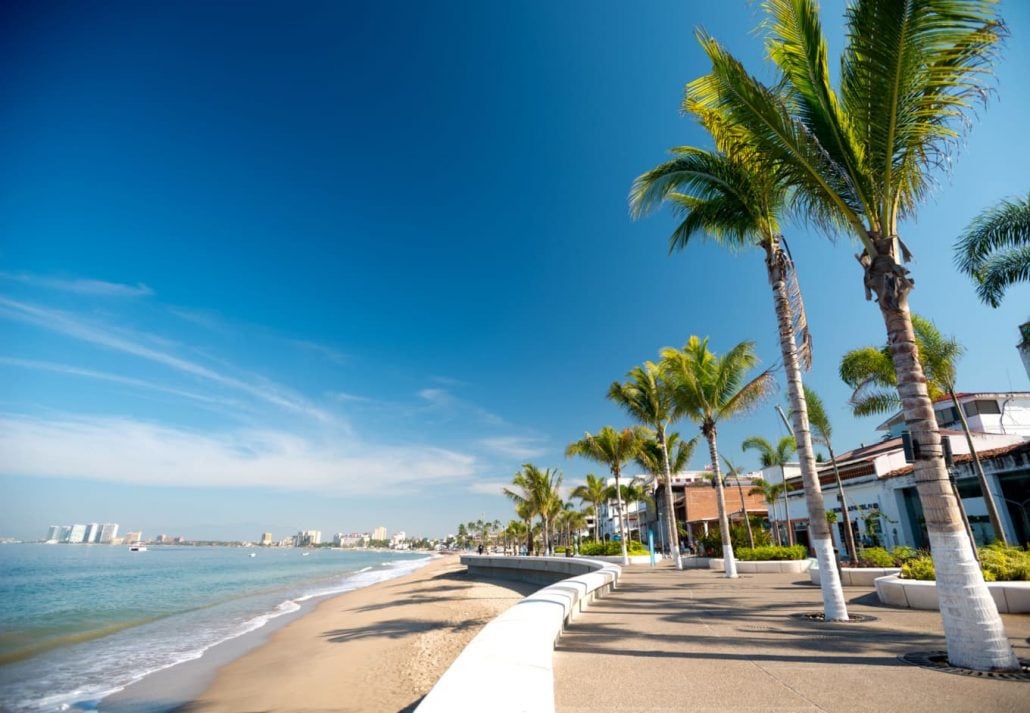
<box><xmin>553</xmin><ymin>561</ymin><xmax>1029</xmax><ymax>713</ymax></box>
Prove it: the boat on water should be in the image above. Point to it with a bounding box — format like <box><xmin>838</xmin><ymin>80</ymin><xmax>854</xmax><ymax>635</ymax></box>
<box><xmin>302</xmin><ymin>552</ymin><xmax>310</xmax><ymax>556</ymax></box>
<box><xmin>129</xmin><ymin>545</ymin><xmax>147</xmax><ymax>552</ymax></box>
<box><xmin>249</xmin><ymin>552</ymin><xmax>257</xmax><ymax>557</ymax></box>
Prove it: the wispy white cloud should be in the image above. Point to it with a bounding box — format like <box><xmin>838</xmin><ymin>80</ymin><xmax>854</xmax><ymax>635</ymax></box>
<box><xmin>0</xmin><ymin>297</ymin><xmax>334</xmax><ymax>423</ymax></box>
<box><xmin>0</xmin><ymin>356</ymin><xmax>246</xmax><ymax>411</ymax></box>
<box><xmin>0</xmin><ymin>414</ymin><xmax>476</xmax><ymax>496</ymax></box>
<box><xmin>467</xmin><ymin>480</ymin><xmax>511</xmax><ymax>496</ymax></box>
<box><xmin>478</xmin><ymin>435</ymin><xmax>549</xmax><ymax>459</ymax></box>
<box><xmin>417</xmin><ymin>387</ymin><xmax>506</xmax><ymax>427</ymax></box>
<box><xmin>290</xmin><ymin>339</ymin><xmax>349</xmax><ymax>365</ymax></box>
<box><xmin>332</xmin><ymin>391</ymin><xmax>371</xmax><ymax>403</ymax></box>
<box><xmin>0</xmin><ymin>271</ymin><xmax>153</xmax><ymax>297</ymax></box>
<box><xmin>167</xmin><ymin>306</ymin><xmax>225</xmax><ymax>331</ymax></box>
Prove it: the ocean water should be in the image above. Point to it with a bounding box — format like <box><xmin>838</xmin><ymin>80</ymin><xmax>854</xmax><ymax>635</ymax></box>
<box><xmin>0</xmin><ymin>544</ymin><xmax>432</xmax><ymax>711</ymax></box>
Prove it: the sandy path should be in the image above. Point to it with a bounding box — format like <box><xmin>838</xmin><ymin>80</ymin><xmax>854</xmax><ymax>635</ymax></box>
<box><xmin>184</xmin><ymin>555</ymin><xmax>535</xmax><ymax>713</ymax></box>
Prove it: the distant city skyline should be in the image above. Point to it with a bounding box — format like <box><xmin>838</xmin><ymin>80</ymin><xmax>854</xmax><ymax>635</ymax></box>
<box><xmin>2</xmin><ymin>1</ymin><xmax>1028</xmax><ymax>541</ymax></box>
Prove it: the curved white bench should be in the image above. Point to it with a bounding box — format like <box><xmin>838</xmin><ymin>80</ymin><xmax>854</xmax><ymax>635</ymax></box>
<box><xmin>416</xmin><ymin>555</ymin><xmax>620</xmax><ymax>713</ymax></box>
<box><xmin>874</xmin><ymin>574</ymin><xmax>1030</xmax><ymax>613</ymax></box>
<box><xmin>809</xmin><ymin>564</ymin><xmax>900</xmax><ymax>586</ymax></box>
<box><xmin>708</xmin><ymin>557</ymin><xmax>813</xmax><ymax>574</ymax></box>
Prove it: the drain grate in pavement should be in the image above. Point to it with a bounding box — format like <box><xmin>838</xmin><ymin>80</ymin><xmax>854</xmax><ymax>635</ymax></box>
<box><xmin>899</xmin><ymin>651</ymin><xmax>1030</xmax><ymax>681</ymax></box>
<box><xmin>791</xmin><ymin>612</ymin><xmax>877</xmax><ymax>623</ymax></box>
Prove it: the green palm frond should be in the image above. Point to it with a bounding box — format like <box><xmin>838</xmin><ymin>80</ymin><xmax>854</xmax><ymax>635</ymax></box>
<box><xmin>802</xmin><ymin>385</ymin><xmax>832</xmax><ymax>447</ymax></box>
<box><xmin>689</xmin><ymin>30</ymin><xmax>866</xmax><ymax>239</ymax></box>
<box><xmin>842</xmin><ymin>0</ymin><xmax>1005</xmax><ymax>233</ymax></box>
<box><xmin>742</xmin><ymin>435</ymin><xmax>797</xmax><ymax>467</ymax></box>
<box><xmin>850</xmin><ymin>389</ymin><xmax>901</xmax><ymax>417</ymax></box>
<box><xmin>955</xmin><ymin>192</ymin><xmax>1030</xmax><ymax>307</ymax></box>
<box><xmin>608</xmin><ymin>362</ymin><xmax>671</xmax><ymax>429</ymax></box>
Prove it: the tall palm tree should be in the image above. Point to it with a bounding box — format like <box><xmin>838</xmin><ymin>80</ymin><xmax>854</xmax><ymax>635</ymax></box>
<box><xmin>722</xmin><ymin>456</ymin><xmax>755</xmax><ymax>549</ymax></box>
<box><xmin>632</xmin><ymin>78</ymin><xmax>847</xmax><ymax>617</ymax></box>
<box><xmin>742</xmin><ymin>435</ymin><xmax>797</xmax><ymax>546</ymax></box>
<box><xmin>566</xmin><ymin>427</ymin><xmax>643</xmax><ymax>565</ymax></box>
<box><xmin>749</xmin><ymin>477</ymin><xmax>787</xmax><ymax>546</ymax></box>
<box><xmin>610</xmin><ymin>477</ymin><xmax>654</xmax><ymax>544</ymax></box>
<box><xmin>955</xmin><ymin>192</ymin><xmax>1030</xmax><ymax>307</ymax></box>
<box><xmin>664</xmin><ymin>433</ymin><xmax>699</xmax><ymax>550</ymax></box>
<box><xmin>803</xmin><ymin>386</ymin><xmax>859</xmax><ymax>564</ymax></box>
<box><xmin>840</xmin><ymin>315</ymin><xmax>1007</xmax><ymax>545</ymax></box>
<box><xmin>571</xmin><ymin>473</ymin><xmax>607</xmax><ymax>543</ymax></box>
<box><xmin>688</xmin><ymin>0</ymin><xmax>1014</xmax><ymax>668</ymax></box>
<box><xmin>635</xmin><ymin>432</ymin><xmax>699</xmax><ymax>558</ymax></box>
<box><xmin>661</xmin><ymin>336</ymin><xmax>774</xmax><ymax>578</ymax></box>
<box><xmin>609</xmin><ymin>362</ymin><xmax>685</xmax><ymax>568</ymax></box>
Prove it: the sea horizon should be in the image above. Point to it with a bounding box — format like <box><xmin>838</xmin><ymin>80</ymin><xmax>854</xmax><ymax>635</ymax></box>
<box><xmin>0</xmin><ymin>543</ymin><xmax>433</xmax><ymax>712</ymax></box>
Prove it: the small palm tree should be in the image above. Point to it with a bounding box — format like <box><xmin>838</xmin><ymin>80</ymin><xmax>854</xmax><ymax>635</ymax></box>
<box><xmin>504</xmin><ymin>464</ymin><xmax>563</xmax><ymax>556</ymax></box>
<box><xmin>663</xmin><ymin>433</ymin><xmax>699</xmax><ymax>550</ymax></box>
<box><xmin>742</xmin><ymin>435</ymin><xmax>797</xmax><ymax>546</ymax></box>
<box><xmin>566</xmin><ymin>427</ymin><xmax>644</xmax><ymax>565</ymax></box>
<box><xmin>609</xmin><ymin>361</ymin><xmax>685</xmax><ymax>568</ymax></box>
<box><xmin>610</xmin><ymin>477</ymin><xmax>655</xmax><ymax>543</ymax></box>
<box><xmin>635</xmin><ymin>433</ymin><xmax>699</xmax><ymax>558</ymax></box>
<box><xmin>840</xmin><ymin>315</ymin><xmax>1007</xmax><ymax>545</ymax></box>
<box><xmin>661</xmin><ymin>336</ymin><xmax>773</xmax><ymax>578</ymax></box>
<box><xmin>955</xmin><ymin>192</ymin><xmax>1030</xmax><ymax>307</ymax></box>
<box><xmin>748</xmin><ymin>478</ymin><xmax>787</xmax><ymax>546</ymax></box>
<box><xmin>571</xmin><ymin>473</ymin><xmax>607</xmax><ymax>543</ymax></box>
<box><xmin>803</xmin><ymin>387</ymin><xmax>858</xmax><ymax>564</ymax></box>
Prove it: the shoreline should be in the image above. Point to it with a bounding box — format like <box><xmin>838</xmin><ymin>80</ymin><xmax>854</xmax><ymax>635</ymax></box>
<box><xmin>103</xmin><ymin>555</ymin><xmax>537</xmax><ymax>713</ymax></box>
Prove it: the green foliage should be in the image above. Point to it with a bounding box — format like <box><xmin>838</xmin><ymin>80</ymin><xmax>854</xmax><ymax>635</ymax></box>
<box><xmin>736</xmin><ymin>545</ymin><xmax>808</xmax><ymax>561</ymax></box>
<box><xmin>697</xmin><ymin>521</ymin><xmax>770</xmax><ymax>555</ymax></box>
<box><xmin>853</xmin><ymin>546</ymin><xmax>925</xmax><ymax>568</ymax></box>
<box><xmin>856</xmin><ymin>547</ymin><xmax>895</xmax><ymax>567</ymax></box>
<box><xmin>579</xmin><ymin>540</ymin><xmax>649</xmax><ymax>556</ymax></box>
<box><xmin>900</xmin><ymin>545</ymin><xmax>1030</xmax><ymax>582</ymax></box>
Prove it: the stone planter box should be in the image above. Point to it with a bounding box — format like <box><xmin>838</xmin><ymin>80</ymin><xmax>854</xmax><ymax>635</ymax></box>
<box><xmin>809</xmin><ymin>565</ymin><xmax>900</xmax><ymax>586</ymax></box>
<box><xmin>581</xmin><ymin>554</ymin><xmax>653</xmax><ymax>565</ymax></box>
<box><xmin>874</xmin><ymin>574</ymin><xmax>1030</xmax><ymax>613</ymax></box>
<box><xmin>709</xmin><ymin>557</ymin><xmax>813</xmax><ymax>574</ymax></box>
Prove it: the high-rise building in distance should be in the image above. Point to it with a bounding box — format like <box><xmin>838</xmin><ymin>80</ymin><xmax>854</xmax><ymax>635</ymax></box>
<box><xmin>372</xmin><ymin>526</ymin><xmax>387</xmax><ymax>541</ymax></box>
<box><xmin>98</xmin><ymin>524</ymin><xmax>119</xmax><ymax>543</ymax></box>
<box><xmin>46</xmin><ymin>525</ymin><xmax>61</xmax><ymax>542</ymax></box>
<box><xmin>67</xmin><ymin>524</ymin><xmax>86</xmax><ymax>543</ymax></box>
<box><xmin>260</xmin><ymin>532</ymin><xmax>273</xmax><ymax>546</ymax></box>
<box><xmin>83</xmin><ymin>523</ymin><xmax>100</xmax><ymax>543</ymax></box>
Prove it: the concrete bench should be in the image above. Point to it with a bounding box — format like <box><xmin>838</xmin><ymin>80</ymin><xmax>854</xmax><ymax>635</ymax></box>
<box><xmin>416</xmin><ymin>555</ymin><xmax>621</xmax><ymax>713</ymax></box>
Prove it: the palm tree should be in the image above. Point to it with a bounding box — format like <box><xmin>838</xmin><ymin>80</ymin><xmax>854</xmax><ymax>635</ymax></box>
<box><xmin>841</xmin><ymin>315</ymin><xmax>1007</xmax><ymax>545</ymax></box>
<box><xmin>609</xmin><ymin>362</ymin><xmax>685</xmax><ymax>568</ymax></box>
<box><xmin>803</xmin><ymin>387</ymin><xmax>859</xmax><ymax>564</ymax></box>
<box><xmin>661</xmin><ymin>337</ymin><xmax>773</xmax><ymax>578</ymax></box>
<box><xmin>504</xmin><ymin>520</ymin><xmax>527</xmax><ymax>555</ymax></box>
<box><xmin>504</xmin><ymin>464</ymin><xmax>562</xmax><ymax>556</ymax></box>
<box><xmin>749</xmin><ymin>478</ymin><xmax>787</xmax><ymax>546</ymax></box>
<box><xmin>566</xmin><ymin>427</ymin><xmax>643</xmax><ymax>565</ymax></box>
<box><xmin>635</xmin><ymin>433</ymin><xmax>699</xmax><ymax>558</ymax></box>
<box><xmin>955</xmin><ymin>192</ymin><xmax>1030</xmax><ymax>307</ymax></box>
<box><xmin>632</xmin><ymin>73</ymin><xmax>846</xmax><ymax>617</ymax></box>
<box><xmin>688</xmin><ymin>0</ymin><xmax>1014</xmax><ymax>668</ymax></box>
<box><xmin>721</xmin><ymin>456</ymin><xmax>755</xmax><ymax>549</ymax></box>
<box><xmin>610</xmin><ymin>478</ymin><xmax>654</xmax><ymax>544</ymax></box>
<box><xmin>742</xmin><ymin>435</ymin><xmax>797</xmax><ymax>547</ymax></box>
<box><xmin>571</xmin><ymin>473</ymin><xmax>607</xmax><ymax>543</ymax></box>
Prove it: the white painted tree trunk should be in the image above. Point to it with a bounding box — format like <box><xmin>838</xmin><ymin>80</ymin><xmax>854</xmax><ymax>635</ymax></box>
<box><xmin>768</xmin><ymin>242</ymin><xmax>848</xmax><ymax>620</ymax></box>
<box><xmin>613</xmin><ymin>468</ymin><xmax>630</xmax><ymax>566</ymax></box>
<box><xmin>707</xmin><ymin>431</ymin><xmax>737</xmax><ymax>578</ymax></box>
<box><xmin>658</xmin><ymin>427</ymin><xmax>684</xmax><ymax>569</ymax></box>
<box><xmin>868</xmin><ymin>246</ymin><xmax>1016</xmax><ymax>670</ymax></box>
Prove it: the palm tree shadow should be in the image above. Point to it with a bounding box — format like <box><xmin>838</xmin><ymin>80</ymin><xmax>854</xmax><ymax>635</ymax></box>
<box><xmin>323</xmin><ymin>617</ymin><xmax>488</xmax><ymax>643</ymax></box>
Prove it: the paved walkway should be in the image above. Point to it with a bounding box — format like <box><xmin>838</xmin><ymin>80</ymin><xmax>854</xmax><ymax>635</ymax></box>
<box><xmin>553</xmin><ymin>562</ymin><xmax>1030</xmax><ymax>713</ymax></box>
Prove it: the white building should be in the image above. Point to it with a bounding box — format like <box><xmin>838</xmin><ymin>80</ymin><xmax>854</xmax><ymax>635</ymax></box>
<box><xmin>45</xmin><ymin>525</ymin><xmax>61</xmax><ymax>543</ymax></box>
<box><xmin>98</xmin><ymin>523</ymin><xmax>119</xmax><ymax>544</ymax></box>
<box><xmin>769</xmin><ymin>392</ymin><xmax>1030</xmax><ymax>554</ymax></box>
<box><xmin>67</xmin><ymin>524</ymin><xmax>86</xmax><ymax>543</ymax></box>
<box><xmin>83</xmin><ymin>523</ymin><xmax>100</xmax><ymax>543</ymax></box>
<box><xmin>293</xmin><ymin>530</ymin><xmax>322</xmax><ymax>547</ymax></box>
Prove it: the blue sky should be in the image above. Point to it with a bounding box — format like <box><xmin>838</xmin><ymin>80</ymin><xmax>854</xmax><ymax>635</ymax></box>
<box><xmin>2</xmin><ymin>1</ymin><xmax>1027</xmax><ymax>541</ymax></box>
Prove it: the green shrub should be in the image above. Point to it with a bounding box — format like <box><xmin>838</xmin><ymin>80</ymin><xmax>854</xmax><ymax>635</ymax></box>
<box><xmin>900</xmin><ymin>544</ymin><xmax>1030</xmax><ymax>582</ymax></box>
<box><xmin>735</xmin><ymin>545</ymin><xmax>808</xmax><ymax>561</ymax></box>
<box><xmin>856</xmin><ymin>547</ymin><xmax>895</xmax><ymax>567</ymax></box>
<box><xmin>578</xmin><ymin>540</ymin><xmax>649</xmax><ymax>557</ymax></box>
<box><xmin>891</xmin><ymin>546</ymin><xmax>921</xmax><ymax>563</ymax></box>
<box><xmin>900</xmin><ymin>556</ymin><xmax>936</xmax><ymax>581</ymax></box>
<box><xmin>695</xmin><ymin>519</ymin><xmax>772</xmax><ymax>556</ymax></box>
<box><xmin>553</xmin><ymin>545</ymin><xmax>567</xmax><ymax>554</ymax></box>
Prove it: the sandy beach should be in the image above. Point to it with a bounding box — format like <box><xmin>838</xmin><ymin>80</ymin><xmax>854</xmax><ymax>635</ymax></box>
<box><xmin>172</xmin><ymin>555</ymin><xmax>534</xmax><ymax>713</ymax></box>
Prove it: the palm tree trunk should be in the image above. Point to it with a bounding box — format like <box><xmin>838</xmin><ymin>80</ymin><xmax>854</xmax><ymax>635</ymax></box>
<box><xmin>768</xmin><ymin>240</ymin><xmax>848</xmax><ymax>620</ymax></box>
<box><xmin>778</xmin><ymin>465</ymin><xmax>795</xmax><ymax>546</ymax></box>
<box><xmin>827</xmin><ymin>443</ymin><xmax>858</xmax><ymax>565</ymax></box>
<box><xmin>736</xmin><ymin>478</ymin><xmax>755</xmax><ymax>549</ymax></box>
<box><xmin>593</xmin><ymin>500</ymin><xmax>601</xmax><ymax>543</ymax></box>
<box><xmin>867</xmin><ymin>248</ymin><xmax>1015</xmax><ymax>670</ymax></box>
<box><xmin>613</xmin><ymin>467</ymin><xmax>630</xmax><ymax>566</ymax></box>
<box><xmin>658</xmin><ymin>427</ymin><xmax>684</xmax><ymax>569</ymax></box>
<box><xmin>706</xmin><ymin>430</ymin><xmax>737</xmax><ymax>578</ymax></box>
<box><xmin>949</xmin><ymin>391</ymin><xmax>1008</xmax><ymax>545</ymax></box>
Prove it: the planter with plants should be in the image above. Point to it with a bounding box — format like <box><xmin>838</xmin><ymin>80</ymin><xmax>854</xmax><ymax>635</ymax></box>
<box><xmin>874</xmin><ymin>544</ymin><xmax>1030</xmax><ymax>612</ymax></box>
<box><xmin>576</xmin><ymin>540</ymin><xmax>654</xmax><ymax>564</ymax></box>
<box><xmin>809</xmin><ymin>546</ymin><xmax>918</xmax><ymax>586</ymax></box>
<box><xmin>710</xmin><ymin>544</ymin><xmax>812</xmax><ymax>573</ymax></box>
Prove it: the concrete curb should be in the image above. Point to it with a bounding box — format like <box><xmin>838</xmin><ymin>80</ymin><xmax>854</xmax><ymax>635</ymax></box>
<box><xmin>709</xmin><ymin>557</ymin><xmax>813</xmax><ymax>574</ymax></box>
<box><xmin>415</xmin><ymin>556</ymin><xmax>621</xmax><ymax>713</ymax></box>
<box><xmin>874</xmin><ymin>574</ymin><xmax>1030</xmax><ymax>612</ymax></box>
<box><xmin>809</xmin><ymin>565</ymin><xmax>901</xmax><ymax>586</ymax></box>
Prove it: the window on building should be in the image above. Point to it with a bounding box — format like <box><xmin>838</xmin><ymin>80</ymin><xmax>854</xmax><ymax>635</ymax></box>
<box><xmin>936</xmin><ymin>406</ymin><xmax>959</xmax><ymax>426</ymax></box>
<box><xmin>962</xmin><ymin>399</ymin><xmax>1001</xmax><ymax>417</ymax></box>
